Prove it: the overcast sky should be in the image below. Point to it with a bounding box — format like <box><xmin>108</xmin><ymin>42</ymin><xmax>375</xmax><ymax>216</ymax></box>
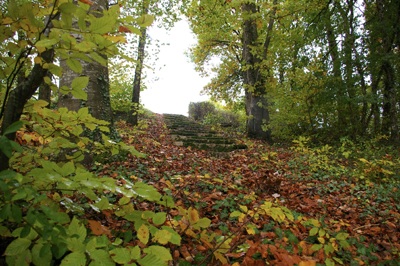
<box><xmin>140</xmin><ymin>19</ymin><xmax>211</xmax><ymax>116</ymax></box>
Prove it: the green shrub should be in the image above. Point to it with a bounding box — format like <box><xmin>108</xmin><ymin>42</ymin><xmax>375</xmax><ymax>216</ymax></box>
<box><xmin>188</xmin><ymin>101</ymin><xmax>246</xmax><ymax>133</ymax></box>
<box><xmin>188</xmin><ymin>101</ymin><xmax>215</xmax><ymax>122</ymax></box>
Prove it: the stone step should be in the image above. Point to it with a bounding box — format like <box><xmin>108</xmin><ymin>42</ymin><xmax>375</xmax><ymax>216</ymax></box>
<box><xmin>162</xmin><ymin>113</ymin><xmax>247</xmax><ymax>156</ymax></box>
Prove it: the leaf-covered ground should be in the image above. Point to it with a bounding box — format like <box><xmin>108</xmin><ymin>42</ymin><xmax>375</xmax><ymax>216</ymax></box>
<box><xmin>90</xmin><ymin>114</ymin><xmax>399</xmax><ymax>265</ymax></box>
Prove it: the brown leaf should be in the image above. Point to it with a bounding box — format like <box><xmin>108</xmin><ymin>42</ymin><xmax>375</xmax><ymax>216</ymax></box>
<box><xmin>78</xmin><ymin>0</ymin><xmax>94</xmax><ymax>5</ymax></box>
<box><xmin>88</xmin><ymin>220</ymin><xmax>111</xmax><ymax>237</ymax></box>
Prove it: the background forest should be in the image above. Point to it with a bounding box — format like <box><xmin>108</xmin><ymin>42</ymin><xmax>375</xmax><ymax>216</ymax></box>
<box><xmin>0</xmin><ymin>0</ymin><xmax>399</xmax><ymax>265</ymax></box>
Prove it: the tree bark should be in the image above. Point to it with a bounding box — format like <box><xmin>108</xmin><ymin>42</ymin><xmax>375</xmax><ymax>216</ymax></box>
<box><xmin>0</xmin><ymin>48</ymin><xmax>55</xmax><ymax>171</ymax></box>
<box><xmin>241</xmin><ymin>1</ymin><xmax>276</xmax><ymax>141</ymax></box>
<box><xmin>127</xmin><ymin>25</ymin><xmax>147</xmax><ymax>126</ymax></box>
<box><xmin>58</xmin><ymin>0</ymin><xmax>113</xmax><ymax>126</ymax></box>
<box><xmin>39</xmin><ymin>72</ymin><xmax>52</xmax><ymax>108</ymax></box>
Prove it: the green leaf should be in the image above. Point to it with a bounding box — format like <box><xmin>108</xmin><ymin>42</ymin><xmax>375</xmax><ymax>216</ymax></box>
<box><xmin>118</xmin><ymin>197</ymin><xmax>131</xmax><ymax>206</ymax></box>
<box><xmin>195</xmin><ymin>218</ymin><xmax>211</xmax><ymax>228</ymax></box>
<box><xmin>71</xmin><ymin>76</ymin><xmax>89</xmax><ymax>90</ymax></box>
<box><xmin>59</xmin><ymin>86</ymin><xmax>71</xmax><ymax>95</ymax></box>
<box><xmin>0</xmin><ymin>180</ymin><xmax>11</xmax><ymax>200</ymax></box>
<box><xmin>32</xmin><ymin>243</ymin><xmax>52</xmax><ymax>266</ymax></box>
<box><xmin>72</xmin><ymin>125</ymin><xmax>84</xmax><ymax>136</ymax></box>
<box><xmin>70</xmin><ymin>52</ymin><xmax>93</xmax><ymax>63</ymax></box>
<box><xmin>132</xmin><ymin>182</ymin><xmax>161</xmax><ymax>201</ymax></box>
<box><xmin>4</xmin><ymin>238</ymin><xmax>31</xmax><ymax>256</ymax></box>
<box><xmin>229</xmin><ymin>211</ymin><xmax>242</xmax><ymax>217</ymax></box>
<box><xmin>88</xmin><ymin>16</ymin><xmax>115</xmax><ymax>34</ymax></box>
<box><xmin>137</xmin><ymin>253</ymin><xmax>167</xmax><ymax>266</ymax></box>
<box><xmin>12</xmin><ymin>188</ymin><xmax>27</xmax><ymax>201</ymax></box>
<box><xmin>124</xmin><ymin>230</ymin><xmax>133</xmax><ymax>244</ymax></box>
<box><xmin>0</xmin><ymin>225</ymin><xmax>11</xmax><ymax>237</ymax></box>
<box><xmin>309</xmin><ymin>227</ymin><xmax>319</xmax><ymax>236</ymax></box>
<box><xmin>66</xmin><ymin>59</ymin><xmax>82</xmax><ymax>73</ymax></box>
<box><xmin>136</xmin><ymin>14</ymin><xmax>154</xmax><ymax>27</ymax></box>
<box><xmin>0</xmin><ymin>169</ymin><xmax>17</xmax><ymax>179</ymax></box>
<box><xmin>161</xmin><ymin>226</ymin><xmax>181</xmax><ymax>245</ymax></box>
<box><xmin>60</xmin><ymin>252</ymin><xmax>86</xmax><ymax>266</ymax></box>
<box><xmin>58</xmin><ymin>2</ymin><xmax>78</xmax><ymax>13</ymax></box>
<box><xmin>158</xmin><ymin>195</ymin><xmax>175</xmax><ymax>208</ymax></box>
<box><xmin>20</xmin><ymin>225</ymin><xmax>31</xmax><ymax>238</ymax></box>
<box><xmin>93</xmin><ymin>196</ymin><xmax>111</xmax><ymax>210</ymax></box>
<box><xmin>0</xmin><ymin>135</ymin><xmax>13</xmax><ymax>158</ymax></box>
<box><xmin>129</xmin><ymin>246</ymin><xmax>140</xmax><ymax>260</ymax></box>
<box><xmin>12</xmin><ymin>204</ymin><xmax>22</xmax><ymax>223</ymax></box>
<box><xmin>324</xmin><ymin>243</ymin><xmax>335</xmax><ymax>255</ymax></box>
<box><xmin>88</xmin><ymin>249</ymin><xmax>115</xmax><ymax>266</ymax></box>
<box><xmin>339</xmin><ymin>240</ymin><xmax>350</xmax><ymax>249</ymax></box>
<box><xmin>153</xmin><ymin>212</ymin><xmax>166</xmax><ymax>225</ymax></box>
<box><xmin>77</xmin><ymin>107</ymin><xmax>89</xmax><ymax>118</ymax></box>
<box><xmin>109</xmin><ymin>248</ymin><xmax>131</xmax><ymax>264</ymax></box>
<box><xmin>90</xmin><ymin>52</ymin><xmax>107</xmax><ymax>66</ymax></box>
<box><xmin>67</xmin><ymin>217</ymin><xmax>87</xmax><ymax>242</ymax></box>
<box><xmin>0</xmin><ymin>204</ymin><xmax>11</xmax><ymax>219</ymax></box>
<box><xmin>325</xmin><ymin>258</ymin><xmax>335</xmax><ymax>266</ymax></box>
<box><xmin>66</xmin><ymin>237</ymin><xmax>85</xmax><ymax>253</ymax></box>
<box><xmin>71</xmin><ymin>88</ymin><xmax>88</xmax><ymax>101</ymax></box>
<box><xmin>48</xmin><ymin>63</ymin><xmax>63</xmax><ymax>77</ymax></box>
<box><xmin>3</xmin><ymin>120</ymin><xmax>23</xmax><ymax>135</ymax></box>
<box><xmin>336</xmin><ymin>232</ymin><xmax>349</xmax><ymax>241</ymax></box>
<box><xmin>52</xmin><ymin>242</ymin><xmax>68</xmax><ymax>259</ymax></box>
<box><xmin>143</xmin><ymin>246</ymin><xmax>172</xmax><ymax>262</ymax></box>
<box><xmin>85</xmin><ymin>238</ymin><xmax>97</xmax><ymax>253</ymax></box>
<box><xmin>14</xmin><ymin>249</ymin><xmax>32</xmax><ymax>266</ymax></box>
<box><xmin>311</xmin><ymin>244</ymin><xmax>323</xmax><ymax>251</ymax></box>
<box><xmin>36</xmin><ymin>38</ymin><xmax>58</xmax><ymax>48</ymax></box>
<box><xmin>41</xmin><ymin>206</ymin><xmax>70</xmax><ymax>224</ymax></box>
<box><xmin>39</xmin><ymin>243</ymin><xmax>52</xmax><ymax>259</ymax></box>
<box><xmin>61</xmin><ymin>161</ymin><xmax>75</xmax><ymax>176</ymax></box>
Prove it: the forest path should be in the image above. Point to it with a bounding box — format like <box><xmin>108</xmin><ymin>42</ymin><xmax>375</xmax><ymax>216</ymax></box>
<box><xmin>112</xmin><ymin>113</ymin><xmax>400</xmax><ymax>265</ymax></box>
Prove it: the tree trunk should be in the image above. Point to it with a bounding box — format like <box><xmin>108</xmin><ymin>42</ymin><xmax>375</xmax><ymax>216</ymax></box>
<box><xmin>58</xmin><ymin>0</ymin><xmax>113</xmax><ymax>127</ymax></box>
<box><xmin>0</xmin><ymin>12</ymin><xmax>59</xmax><ymax>171</ymax></box>
<box><xmin>241</xmin><ymin>2</ymin><xmax>276</xmax><ymax>141</ymax></box>
<box><xmin>127</xmin><ymin>25</ymin><xmax>147</xmax><ymax>126</ymax></box>
<box><xmin>376</xmin><ymin>0</ymin><xmax>399</xmax><ymax>141</ymax></box>
<box><xmin>0</xmin><ymin>49</ymin><xmax>55</xmax><ymax>171</ymax></box>
<box><xmin>39</xmin><ymin>72</ymin><xmax>52</xmax><ymax>108</ymax></box>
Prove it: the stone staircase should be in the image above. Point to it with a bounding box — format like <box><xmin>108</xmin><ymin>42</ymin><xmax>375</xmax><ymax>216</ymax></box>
<box><xmin>162</xmin><ymin>114</ymin><xmax>247</xmax><ymax>157</ymax></box>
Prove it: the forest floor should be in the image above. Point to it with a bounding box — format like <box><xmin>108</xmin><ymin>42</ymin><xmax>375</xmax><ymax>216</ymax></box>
<box><xmin>91</xmin><ymin>113</ymin><xmax>400</xmax><ymax>266</ymax></box>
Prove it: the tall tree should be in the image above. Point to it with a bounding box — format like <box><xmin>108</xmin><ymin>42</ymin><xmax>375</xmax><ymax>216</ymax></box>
<box><xmin>127</xmin><ymin>3</ymin><xmax>149</xmax><ymax>125</ymax></box>
<box><xmin>0</xmin><ymin>0</ymin><xmax>141</xmax><ymax>171</ymax></box>
<box><xmin>58</xmin><ymin>0</ymin><xmax>114</xmax><ymax>130</ymax></box>
<box><xmin>186</xmin><ymin>0</ymin><xmax>277</xmax><ymax>140</ymax></box>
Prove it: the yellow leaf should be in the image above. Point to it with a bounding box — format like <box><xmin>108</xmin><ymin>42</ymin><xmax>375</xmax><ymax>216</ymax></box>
<box><xmin>103</xmin><ymin>34</ymin><xmax>127</xmax><ymax>43</ymax></box>
<box><xmin>213</xmin><ymin>251</ymin><xmax>227</xmax><ymax>264</ymax></box>
<box><xmin>238</xmin><ymin>213</ymin><xmax>246</xmax><ymax>223</ymax></box>
<box><xmin>189</xmin><ymin>208</ymin><xmax>199</xmax><ymax>224</ymax></box>
<box><xmin>2</xmin><ymin>17</ymin><xmax>14</xmax><ymax>24</ymax></box>
<box><xmin>137</xmin><ymin>224</ymin><xmax>149</xmax><ymax>244</ymax></box>
<box><xmin>299</xmin><ymin>260</ymin><xmax>316</xmax><ymax>266</ymax></box>
<box><xmin>153</xmin><ymin>229</ymin><xmax>172</xmax><ymax>245</ymax></box>
<box><xmin>53</xmin><ymin>192</ymin><xmax>61</xmax><ymax>201</ymax></box>
<box><xmin>34</xmin><ymin>56</ymin><xmax>42</xmax><ymax>65</ymax></box>
<box><xmin>185</xmin><ymin>228</ymin><xmax>197</xmax><ymax>238</ymax></box>
<box><xmin>246</xmin><ymin>226</ymin><xmax>255</xmax><ymax>235</ymax></box>
<box><xmin>310</xmin><ymin>219</ymin><xmax>321</xmax><ymax>227</ymax></box>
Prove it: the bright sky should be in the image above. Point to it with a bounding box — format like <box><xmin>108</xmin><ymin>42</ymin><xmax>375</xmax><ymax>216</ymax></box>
<box><xmin>140</xmin><ymin>19</ymin><xmax>211</xmax><ymax>117</ymax></box>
